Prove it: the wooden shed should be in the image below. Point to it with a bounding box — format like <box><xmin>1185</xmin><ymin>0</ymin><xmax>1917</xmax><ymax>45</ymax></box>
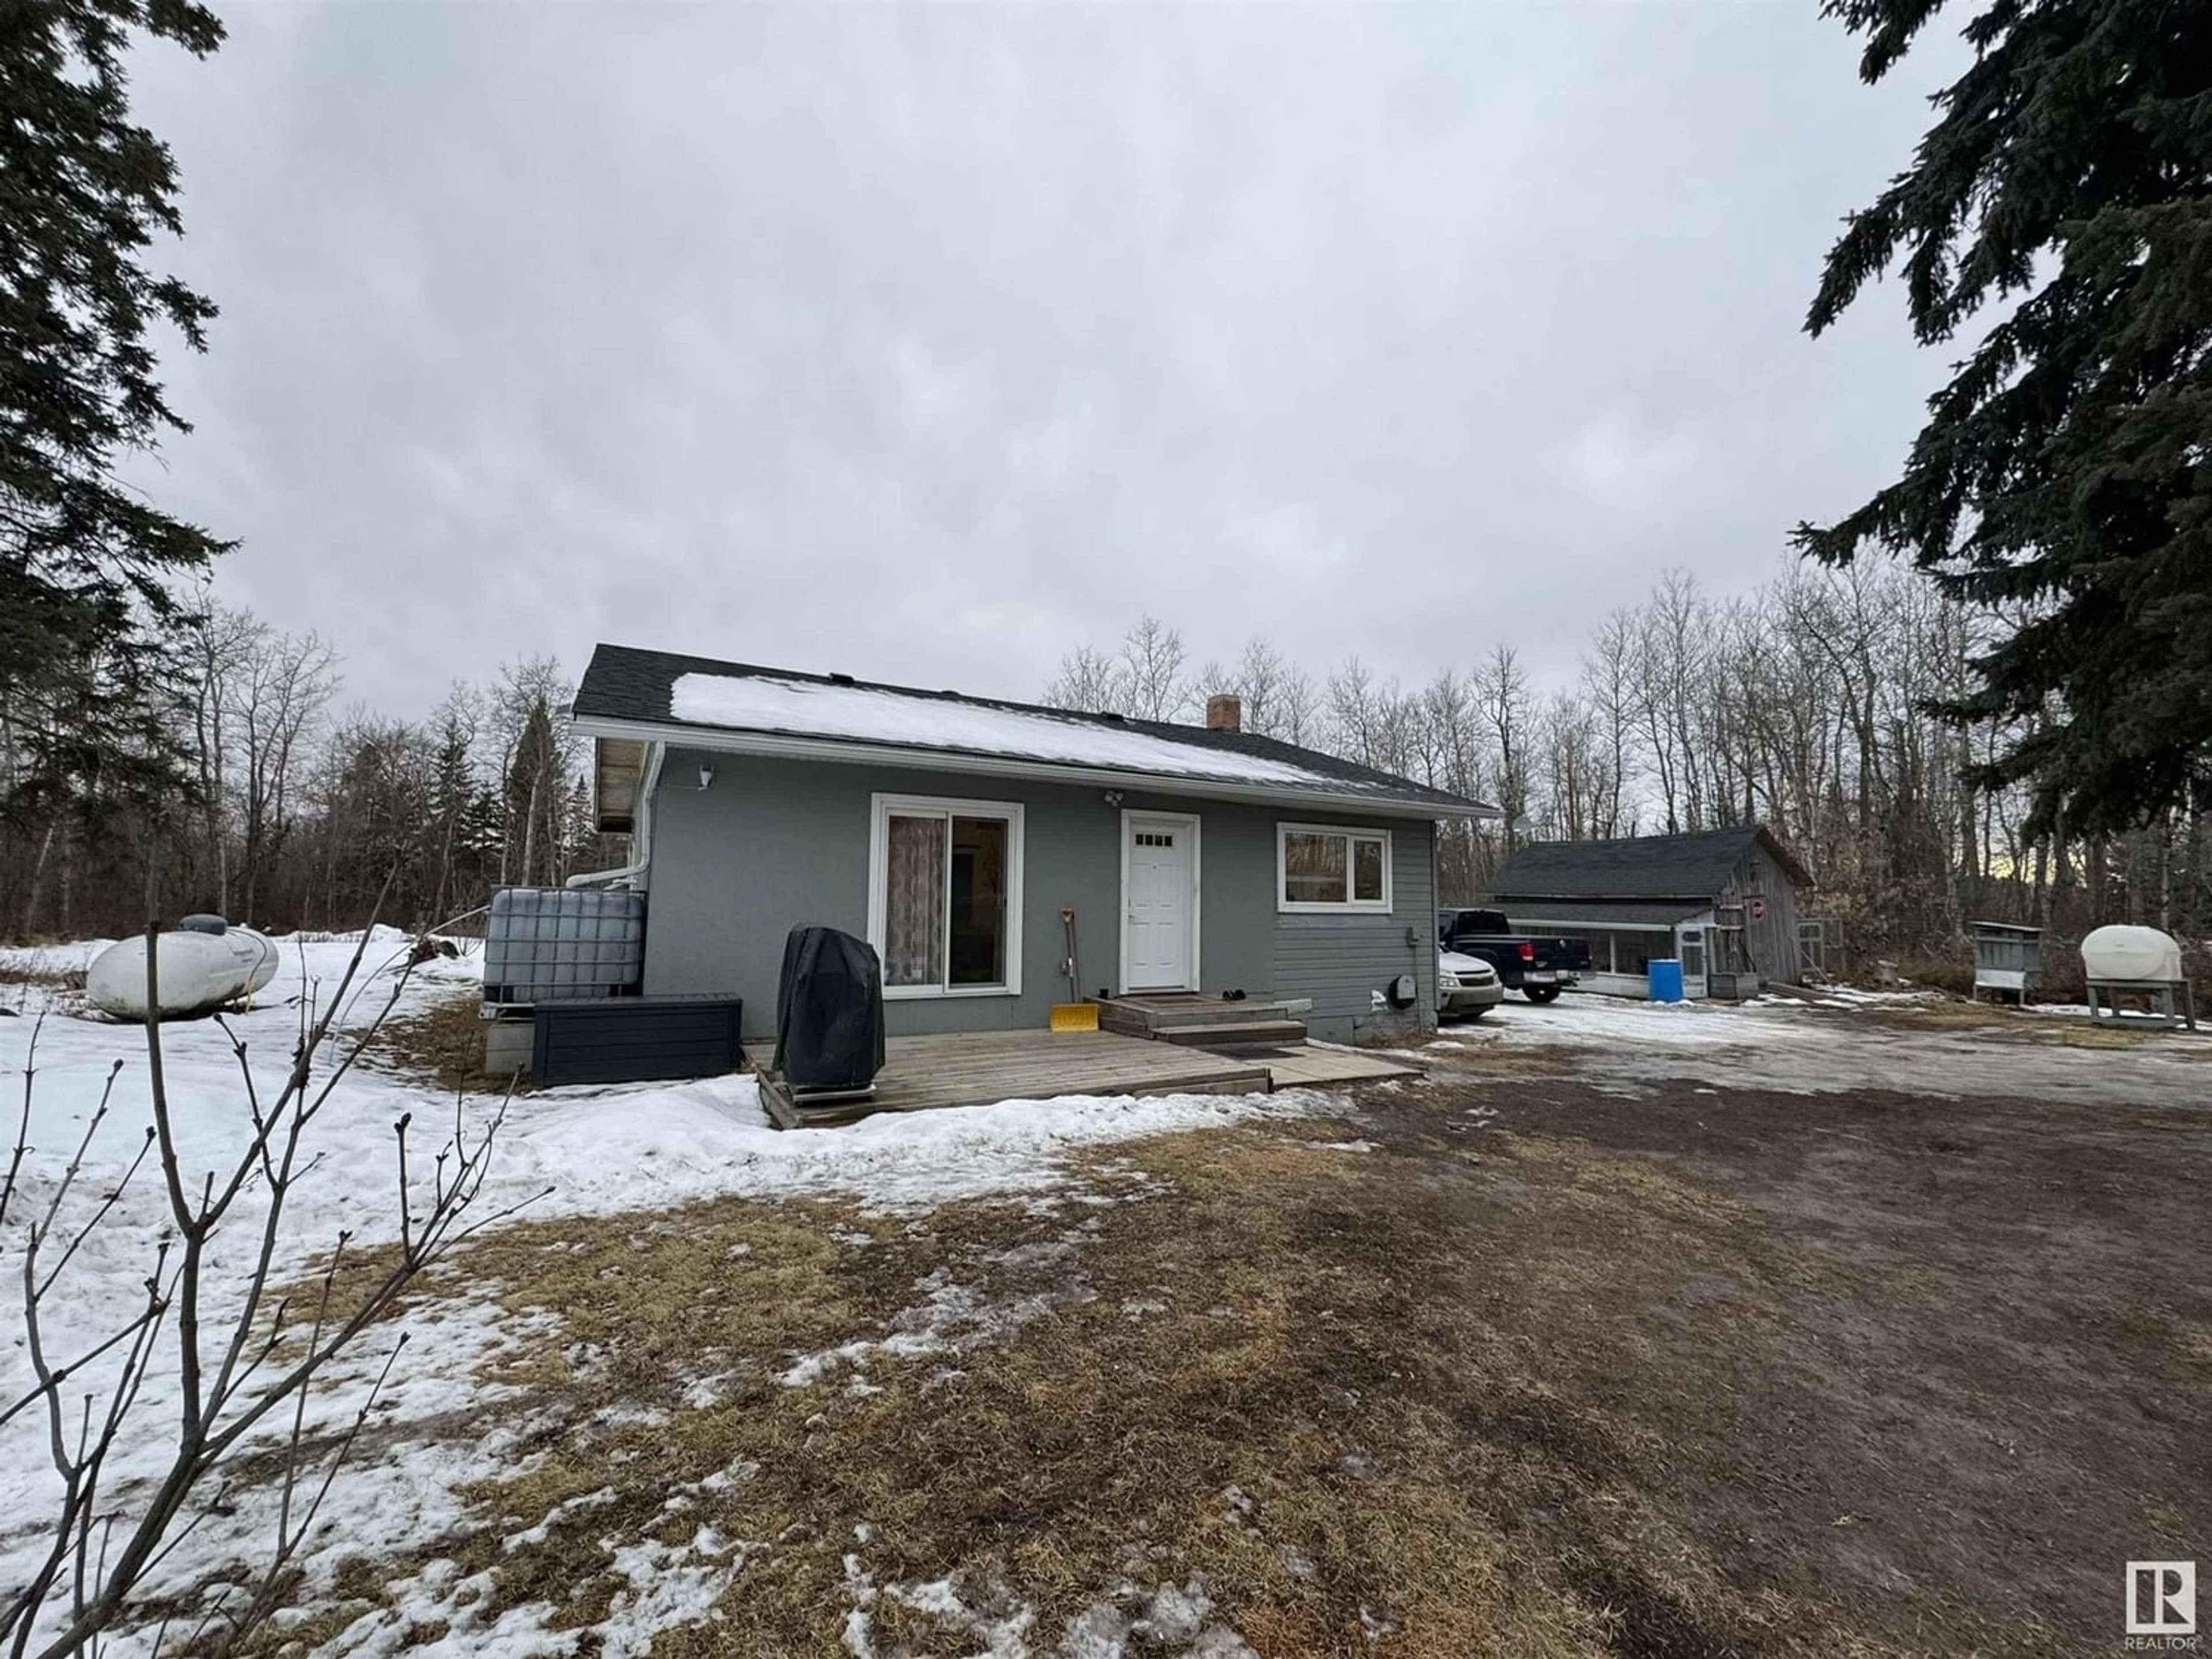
<box><xmin>1486</xmin><ymin>825</ymin><xmax>1818</xmax><ymax>998</ymax></box>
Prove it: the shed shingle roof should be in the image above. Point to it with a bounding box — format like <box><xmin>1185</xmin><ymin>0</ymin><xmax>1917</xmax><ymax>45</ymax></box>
<box><xmin>1487</xmin><ymin>825</ymin><xmax>1813</xmax><ymax>901</ymax></box>
<box><xmin>570</xmin><ymin>644</ymin><xmax>1495</xmax><ymax>816</ymax></box>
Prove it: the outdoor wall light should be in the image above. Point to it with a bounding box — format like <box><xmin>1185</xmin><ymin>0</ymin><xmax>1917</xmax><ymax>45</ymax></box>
<box><xmin>698</xmin><ymin>764</ymin><xmax>715</xmax><ymax>791</ymax></box>
<box><xmin>1102</xmin><ymin>790</ymin><xmax>1124</xmax><ymax>808</ymax></box>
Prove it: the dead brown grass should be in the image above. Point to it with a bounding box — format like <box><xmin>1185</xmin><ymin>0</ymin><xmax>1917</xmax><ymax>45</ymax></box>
<box><xmin>213</xmin><ymin>1111</ymin><xmax>1898</xmax><ymax>1658</ymax></box>
<box><xmin>1843</xmin><ymin>994</ymin><xmax>2200</xmax><ymax>1050</ymax></box>
<box><xmin>1417</xmin><ymin>1034</ymin><xmax>1573</xmax><ymax>1077</ymax></box>
<box><xmin>218</xmin><ymin>1196</ymin><xmax>881</xmax><ymax>1650</ymax></box>
<box><xmin>0</xmin><ymin>963</ymin><xmax>84</xmax><ymax>993</ymax></box>
<box><xmin>1881</xmin><ymin>941</ymin><xmax>2212</xmax><ymax>1009</ymax></box>
<box><xmin>2008</xmin><ymin>1016</ymin><xmax>2187</xmax><ymax>1050</ymax></box>
<box><xmin>364</xmin><ymin>990</ymin><xmax>519</xmax><ymax>1094</ymax></box>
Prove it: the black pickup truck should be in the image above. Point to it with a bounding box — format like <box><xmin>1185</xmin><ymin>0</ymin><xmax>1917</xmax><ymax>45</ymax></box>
<box><xmin>1436</xmin><ymin>907</ymin><xmax>1593</xmax><ymax>1003</ymax></box>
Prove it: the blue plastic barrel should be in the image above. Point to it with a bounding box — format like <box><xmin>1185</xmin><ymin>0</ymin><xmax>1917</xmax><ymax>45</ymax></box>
<box><xmin>1648</xmin><ymin>958</ymin><xmax>1685</xmax><ymax>1003</ymax></box>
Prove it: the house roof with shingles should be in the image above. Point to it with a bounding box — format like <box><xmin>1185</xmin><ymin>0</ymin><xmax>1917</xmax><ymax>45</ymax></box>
<box><xmin>1487</xmin><ymin>825</ymin><xmax>1814</xmax><ymax>902</ymax></box>
<box><xmin>570</xmin><ymin>644</ymin><xmax>1497</xmax><ymax>818</ymax></box>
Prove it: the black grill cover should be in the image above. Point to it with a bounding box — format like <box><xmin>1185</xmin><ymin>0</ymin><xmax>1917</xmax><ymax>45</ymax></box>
<box><xmin>772</xmin><ymin>926</ymin><xmax>886</xmax><ymax>1093</ymax></box>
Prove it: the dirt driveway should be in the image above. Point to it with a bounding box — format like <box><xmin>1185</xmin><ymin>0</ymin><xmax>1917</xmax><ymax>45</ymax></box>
<box><xmin>232</xmin><ymin>999</ymin><xmax>2210</xmax><ymax>1658</ymax></box>
<box><xmin>1457</xmin><ymin>987</ymin><xmax>2212</xmax><ymax>1108</ymax></box>
<box><xmin>1353</xmin><ymin>1066</ymin><xmax>2210</xmax><ymax>1656</ymax></box>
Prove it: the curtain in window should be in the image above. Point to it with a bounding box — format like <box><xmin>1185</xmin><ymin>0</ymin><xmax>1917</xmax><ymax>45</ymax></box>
<box><xmin>884</xmin><ymin>815</ymin><xmax>945</xmax><ymax>987</ymax></box>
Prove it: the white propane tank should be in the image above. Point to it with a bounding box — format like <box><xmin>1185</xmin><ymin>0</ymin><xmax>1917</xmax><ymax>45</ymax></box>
<box><xmin>2080</xmin><ymin>924</ymin><xmax>2183</xmax><ymax>984</ymax></box>
<box><xmin>85</xmin><ymin>920</ymin><xmax>279</xmax><ymax>1021</ymax></box>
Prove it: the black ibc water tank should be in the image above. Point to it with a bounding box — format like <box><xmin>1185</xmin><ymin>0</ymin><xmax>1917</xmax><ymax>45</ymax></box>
<box><xmin>772</xmin><ymin>926</ymin><xmax>886</xmax><ymax>1098</ymax></box>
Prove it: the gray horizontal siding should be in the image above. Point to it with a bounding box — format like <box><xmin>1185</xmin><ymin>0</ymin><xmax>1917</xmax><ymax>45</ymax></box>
<box><xmin>643</xmin><ymin>751</ymin><xmax>1291</xmax><ymax>1042</ymax></box>
<box><xmin>1271</xmin><ymin>823</ymin><xmax>1438</xmax><ymax>1044</ymax></box>
<box><xmin>641</xmin><ymin>747</ymin><xmax>1444</xmax><ymax>1047</ymax></box>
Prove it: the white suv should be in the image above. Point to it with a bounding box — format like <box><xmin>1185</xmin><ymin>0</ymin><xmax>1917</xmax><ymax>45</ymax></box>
<box><xmin>1440</xmin><ymin>949</ymin><xmax>1505</xmax><ymax>1019</ymax></box>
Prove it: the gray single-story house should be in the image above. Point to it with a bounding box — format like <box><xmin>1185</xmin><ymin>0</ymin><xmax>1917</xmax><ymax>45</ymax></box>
<box><xmin>1486</xmin><ymin>824</ymin><xmax>1817</xmax><ymax>997</ymax></box>
<box><xmin>566</xmin><ymin>645</ymin><xmax>1497</xmax><ymax>1046</ymax></box>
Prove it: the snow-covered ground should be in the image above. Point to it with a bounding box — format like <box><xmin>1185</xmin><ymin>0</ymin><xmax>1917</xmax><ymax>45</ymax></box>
<box><xmin>0</xmin><ymin>931</ymin><xmax>1304</xmax><ymax>1656</ymax></box>
<box><xmin>1432</xmin><ymin>984</ymin><xmax>2211</xmax><ymax>1108</ymax></box>
<box><xmin>11</xmin><ymin>933</ymin><xmax>2198</xmax><ymax>1655</ymax></box>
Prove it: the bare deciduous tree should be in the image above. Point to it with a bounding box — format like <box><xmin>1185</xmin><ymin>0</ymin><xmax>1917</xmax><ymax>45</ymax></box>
<box><xmin>1474</xmin><ymin>645</ymin><xmax>1533</xmax><ymax>857</ymax></box>
<box><xmin>1116</xmin><ymin>618</ymin><xmax>1191</xmax><ymax>724</ymax></box>
<box><xmin>1633</xmin><ymin>570</ymin><xmax>1709</xmax><ymax>835</ymax></box>
<box><xmin>1579</xmin><ymin>609</ymin><xmax>1640</xmax><ymax>840</ymax></box>
<box><xmin>1</xmin><ymin>926</ymin><xmax>540</xmax><ymax>1657</ymax></box>
<box><xmin>231</xmin><ymin>624</ymin><xmax>339</xmax><ymax>925</ymax></box>
<box><xmin>1030</xmin><ymin>551</ymin><xmax>2212</xmax><ymax>953</ymax></box>
<box><xmin>1041</xmin><ymin>645</ymin><xmax>1124</xmax><ymax>717</ymax></box>
<box><xmin>186</xmin><ymin>603</ymin><xmax>263</xmax><ymax>918</ymax></box>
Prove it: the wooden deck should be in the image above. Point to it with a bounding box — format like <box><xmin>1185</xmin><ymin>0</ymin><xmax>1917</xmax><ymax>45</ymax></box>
<box><xmin>1261</xmin><ymin>1044</ymin><xmax>1422</xmax><ymax>1089</ymax></box>
<box><xmin>759</xmin><ymin>1029</ymin><xmax>1270</xmax><ymax>1128</ymax></box>
<box><xmin>756</xmin><ymin>1028</ymin><xmax>1419</xmax><ymax>1128</ymax></box>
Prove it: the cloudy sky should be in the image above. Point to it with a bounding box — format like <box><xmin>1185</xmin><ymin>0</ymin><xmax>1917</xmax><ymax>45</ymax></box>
<box><xmin>128</xmin><ymin>1</ymin><xmax>1961</xmax><ymax>718</ymax></box>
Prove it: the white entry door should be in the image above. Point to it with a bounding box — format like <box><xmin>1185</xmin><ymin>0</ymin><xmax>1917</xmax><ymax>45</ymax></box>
<box><xmin>1123</xmin><ymin>815</ymin><xmax>1196</xmax><ymax>991</ymax></box>
<box><xmin>1677</xmin><ymin>925</ymin><xmax>1709</xmax><ymax>999</ymax></box>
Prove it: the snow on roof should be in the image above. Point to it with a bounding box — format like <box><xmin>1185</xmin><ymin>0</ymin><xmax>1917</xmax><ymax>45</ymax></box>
<box><xmin>667</xmin><ymin>670</ymin><xmax>1359</xmax><ymax>790</ymax></box>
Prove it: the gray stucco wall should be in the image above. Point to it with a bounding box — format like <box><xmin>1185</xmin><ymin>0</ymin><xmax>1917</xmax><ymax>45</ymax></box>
<box><xmin>638</xmin><ymin>747</ymin><xmax>1439</xmax><ymax>1046</ymax></box>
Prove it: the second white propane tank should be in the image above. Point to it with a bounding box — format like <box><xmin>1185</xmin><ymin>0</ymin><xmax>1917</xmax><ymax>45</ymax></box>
<box><xmin>2080</xmin><ymin>924</ymin><xmax>2183</xmax><ymax>984</ymax></box>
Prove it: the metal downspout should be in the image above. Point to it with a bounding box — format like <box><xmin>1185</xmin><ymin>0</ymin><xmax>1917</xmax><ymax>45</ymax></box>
<box><xmin>565</xmin><ymin>741</ymin><xmax>665</xmax><ymax>889</ymax></box>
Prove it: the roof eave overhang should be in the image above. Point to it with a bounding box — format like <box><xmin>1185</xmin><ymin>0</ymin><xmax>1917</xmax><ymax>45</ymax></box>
<box><xmin>1491</xmin><ymin>892</ymin><xmax>1717</xmax><ymax>905</ymax></box>
<box><xmin>569</xmin><ymin>713</ymin><xmax>1499</xmax><ymax>821</ymax></box>
<box><xmin>1506</xmin><ymin>914</ymin><xmax>1695</xmax><ymax>932</ymax></box>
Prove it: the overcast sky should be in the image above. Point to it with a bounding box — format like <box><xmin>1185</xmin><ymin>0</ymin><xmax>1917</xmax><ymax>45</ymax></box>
<box><xmin>128</xmin><ymin>1</ymin><xmax>1960</xmax><ymax>719</ymax></box>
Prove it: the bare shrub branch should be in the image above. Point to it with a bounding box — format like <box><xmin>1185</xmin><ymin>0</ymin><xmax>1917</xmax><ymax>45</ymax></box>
<box><xmin>2</xmin><ymin>910</ymin><xmax>540</xmax><ymax>1657</ymax></box>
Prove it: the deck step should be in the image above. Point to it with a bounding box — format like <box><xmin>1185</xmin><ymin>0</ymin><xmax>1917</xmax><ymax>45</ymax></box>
<box><xmin>1095</xmin><ymin>997</ymin><xmax>1307</xmax><ymax>1033</ymax></box>
<box><xmin>1152</xmin><ymin>1019</ymin><xmax>1309</xmax><ymax>1048</ymax></box>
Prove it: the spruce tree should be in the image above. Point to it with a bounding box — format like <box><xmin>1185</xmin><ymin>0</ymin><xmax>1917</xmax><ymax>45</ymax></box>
<box><xmin>1</xmin><ymin>0</ymin><xmax>232</xmax><ymax>830</ymax></box>
<box><xmin>1800</xmin><ymin>0</ymin><xmax>2212</xmax><ymax>836</ymax></box>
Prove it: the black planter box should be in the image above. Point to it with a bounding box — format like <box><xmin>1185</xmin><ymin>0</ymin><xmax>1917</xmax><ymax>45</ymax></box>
<box><xmin>530</xmin><ymin>996</ymin><xmax>744</xmax><ymax>1086</ymax></box>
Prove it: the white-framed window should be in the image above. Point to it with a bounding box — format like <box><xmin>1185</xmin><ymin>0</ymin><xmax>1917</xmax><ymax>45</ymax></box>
<box><xmin>1276</xmin><ymin>823</ymin><xmax>1392</xmax><ymax>913</ymax></box>
<box><xmin>866</xmin><ymin>794</ymin><xmax>1024</xmax><ymax>998</ymax></box>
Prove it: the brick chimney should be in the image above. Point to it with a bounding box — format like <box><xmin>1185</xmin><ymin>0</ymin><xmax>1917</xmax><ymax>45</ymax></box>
<box><xmin>1205</xmin><ymin>694</ymin><xmax>1243</xmax><ymax>733</ymax></box>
